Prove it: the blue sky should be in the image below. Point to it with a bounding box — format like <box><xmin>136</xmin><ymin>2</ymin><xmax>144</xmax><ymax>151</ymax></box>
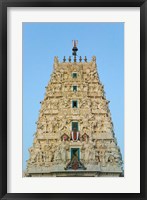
<box><xmin>23</xmin><ymin>22</ymin><xmax>124</xmax><ymax>170</ymax></box>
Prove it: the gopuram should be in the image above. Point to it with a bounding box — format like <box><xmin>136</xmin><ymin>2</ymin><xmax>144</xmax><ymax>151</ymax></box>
<box><xmin>26</xmin><ymin>41</ymin><xmax>123</xmax><ymax>177</ymax></box>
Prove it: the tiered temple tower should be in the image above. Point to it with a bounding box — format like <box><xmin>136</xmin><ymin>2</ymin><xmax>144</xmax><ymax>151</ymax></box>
<box><xmin>26</xmin><ymin>41</ymin><xmax>123</xmax><ymax>177</ymax></box>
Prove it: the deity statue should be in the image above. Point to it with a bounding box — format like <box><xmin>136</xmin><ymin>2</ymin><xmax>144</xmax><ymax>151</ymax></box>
<box><xmin>54</xmin><ymin>145</ymin><xmax>61</xmax><ymax>164</ymax></box>
<box><xmin>63</xmin><ymin>73</ymin><xmax>68</xmax><ymax>81</ymax></box>
<box><xmin>51</xmin><ymin>72</ymin><xmax>57</xmax><ymax>83</ymax></box>
<box><xmin>28</xmin><ymin>147</ymin><xmax>37</xmax><ymax>165</ymax></box>
<box><xmin>44</xmin><ymin>144</ymin><xmax>53</xmax><ymax>165</ymax></box>
<box><xmin>83</xmin><ymin>84</ymin><xmax>88</xmax><ymax>92</ymax></box>
<box><xmin>99</xmin><ymin>149</ymin><xmax>106</xmax><ymax>167</ymax></box>
<box><xmin>63</xmin><ymin>99</ymin><xmax>70</xmax><ymax>108</ymax></box>
<box><xmin>82</xmin><ymin>140</ymin><xmax>94</xmax><ymax>164</ymax></box>
<box><xmin>89</xmin><ymin>139</ymin><xmax>96</xmax><ymax>162</ymax></box>
<box><xmin>60</xmin><ymin>141</ymin><xmax>69</xmax><ymax>163</ymax></box>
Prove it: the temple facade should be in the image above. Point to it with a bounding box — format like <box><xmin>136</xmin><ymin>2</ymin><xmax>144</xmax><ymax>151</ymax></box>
<box><xmin>26</xmin><ymin>43</ymin><xmax>123</xmax><ymax>177</ymax></box>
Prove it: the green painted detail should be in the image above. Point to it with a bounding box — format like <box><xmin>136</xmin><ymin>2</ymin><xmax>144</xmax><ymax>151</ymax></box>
<box><xmin>71</xmin><ymin>148</ymin><xmax>80</xmax><ymax>160</ymax></box>
<box><xmin>72</xmin><ymin>73</ymin><xmax>77</xmax><ymax>78</ymax></box>
<box><xmin>73</xmin><ymin>86</ymin><xmax>77</xmax><ymax>91</ymax></box>
<box><xmin>72</xmin><ymin>100</ymin><xmax>78</xmax><ymax>108</ymax></box>
<box><xmin>72</xmin><ymin>122</ymin><xmax>78</xmax><ymax>131</ymax></box>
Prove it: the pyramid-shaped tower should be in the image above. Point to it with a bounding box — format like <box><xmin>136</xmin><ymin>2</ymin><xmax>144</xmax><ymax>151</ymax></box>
<box><xmin>26</xmin><ymin>41</ymin><xmax>123</xmax><ymax>177</ymax></box>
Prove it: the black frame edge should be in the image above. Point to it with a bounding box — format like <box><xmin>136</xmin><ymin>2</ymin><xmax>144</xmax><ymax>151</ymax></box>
<box><xmin>0</xmin><ymin>1</ymin><xmax>7</xmax><ymax>200</ymax></box>
<box><xmin>0</xmin><ymin>0</ymin><xmax>3</xmax><ymax>199</ymax></box>
<box><xmin>0</xmin><ymin>0</ymin><xmax>146</xmax><ymax>7</ymax></box>
<box><xmin>140</xmin><ymin>1</ymin><xmax>146</xmax><ymax>199</ymax></box>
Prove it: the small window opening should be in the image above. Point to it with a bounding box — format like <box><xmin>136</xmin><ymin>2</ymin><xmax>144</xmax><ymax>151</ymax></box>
<box><xmin>72</xmin><ymin>100</ymin><xmax>78</xmax><ymax>108</ymax></box>
<box><xmin>73</xmin><ymin>86</ymin><xmax>77</xmax><ymax>92</ymax></box>
<box><xmin>72</xmin><ymin>73</ymin><xmax>77</xmax><ymax>78</ymax></box>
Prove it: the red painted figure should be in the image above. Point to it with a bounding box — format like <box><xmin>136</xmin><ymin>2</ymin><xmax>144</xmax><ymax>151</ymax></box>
<box><xmin>70</xmin><ymin>128</ymin><xmax>80</xmax><ymax>141</ymax></box>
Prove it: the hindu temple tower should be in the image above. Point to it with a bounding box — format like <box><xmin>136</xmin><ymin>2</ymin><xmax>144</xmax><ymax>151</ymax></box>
<box><xmin>26</xmin><ymin>40</ymin><xmax>123</xmax><ymax>177</ymax></box>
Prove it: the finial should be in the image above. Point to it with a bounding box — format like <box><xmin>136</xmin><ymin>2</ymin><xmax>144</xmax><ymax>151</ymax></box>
<box><xmin>84</xmin><ymin>56</ymin><xmax>87</xmax><ymax>62</ymax></box>
<box><xmin>72</xmin><ymin>40</ymin><xmax>78</xmax><ymax>62</ymax></box>
<box><xmin>74</xmin><ymin>56</ymin><xmax>76</xmax><ymax>62</ymax></box>
<box><xmin>63</xmin><ymin>56</ymin><xmax>66</xmax><ymax>62</ymax></box>
<box><xmin>68</xmin><ymin>56</ymin><xmax>71</xmax><ymax>62</ymax></box>
<box><xmin>79</xmin><ymin>56</ymin><xmax>82</xmax><ymax>62</ymax></box>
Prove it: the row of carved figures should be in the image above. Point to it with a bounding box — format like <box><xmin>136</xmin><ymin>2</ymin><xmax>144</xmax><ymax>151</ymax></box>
<box><xmin>50</xmin><ymin>71</ymin><xmax>99</xmax><ymax>84</ymax></box>
<box><xmin>40</xmin><ymin>98</ymin><xmax>109</xmax><ymax>113</ymax></box>
<box><xmin>46</xmin><ymin>83</ymin><xmax>104</xmax><ymax>94</ymax></box>
<box><xmin>38</xmin><ymin>114</ymin><xmax>112</xmax><ymax>129</ymax></box>
<box><xmin>36</xmin><ymin>124</ymin><xmax>113</xmax><ymax>137</ymax></box>
<box><xmin>27</xmin><ymin>140</ymin><xmax>122</xmax><ymax>168</ymax></box>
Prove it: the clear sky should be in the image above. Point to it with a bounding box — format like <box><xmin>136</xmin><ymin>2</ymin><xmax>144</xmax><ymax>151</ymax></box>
<box><xmin>23</xmin><ymin>22</ymin><xmax>124</xmax><ymax>170</ymax></box>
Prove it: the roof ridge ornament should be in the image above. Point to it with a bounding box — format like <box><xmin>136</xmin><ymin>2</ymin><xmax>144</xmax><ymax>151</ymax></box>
<box><xmin>72</xmin><ymin>40</ymin><xmax>78</xmax><ymax>62</ymax></box>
